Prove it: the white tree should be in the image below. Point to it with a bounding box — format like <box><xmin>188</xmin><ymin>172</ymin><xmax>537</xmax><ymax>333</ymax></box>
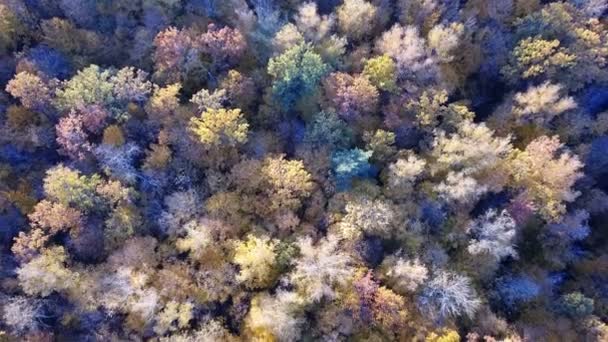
<box><xmin>289</xmin><ymin>235</ymin><xmax>354</xmax><ymax>302</ymax></box>
<box><xmin>382</xmin><ymin>254</ymin><xmax>429</xmax><ymax>293</ymax></box>
<box><xmin>513</xmin><ymin>82</ymin><xmax>576</xmax><ymax>125</ymax></box>
<box><xmin>431</xmin><ymin>121</ymin><xmax>512</xmax><ymax>176</ymax></box>
<box><xmin>337</xmin><ymin>0</ymin><xmax>378</xmax><ymax>41</ymax></box>
<box><xmin>418</xmin><ymin>270</ymin><xmax>481</xmax><ymax>320</ymax></box>
<box><xmin>467</xmin><ymin>209</ymin><xmax>517</xmax><ymax>262</ymax></box>
<box><xmin>375</xmin><ymin>24</ymin><xmax>436</xmax><ymax>80</ymax></box>
<box><xmin>246</xmin><ymin>290</ymin><xmax>306</xmax><ymax>341</ymax></box>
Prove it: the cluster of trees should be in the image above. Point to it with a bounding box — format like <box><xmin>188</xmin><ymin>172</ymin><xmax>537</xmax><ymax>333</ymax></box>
<box><xmin>1</xmin><ymin>0</ymin><xmax>608</xmax><ymax>341</ymax></box>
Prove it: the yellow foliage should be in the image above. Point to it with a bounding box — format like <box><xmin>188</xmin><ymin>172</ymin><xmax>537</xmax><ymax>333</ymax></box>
<box><xmin>189</xmin><ymin>108</ymin><xmax>249</xmax><ymax>148</ymax></box>
<box><xmin>426</xmin><ymin>329</ymin><xmax>461</xmax><ymax>342</ymax></box>
<box><xmin>102</xmin><ymin>125</ymin><xmax>125</xmax><ymax>146</ymax></box>
<box><xmin>233</xmin><ymin>235</ymin><xmax>278</xmax><ymax>289</ymax></box>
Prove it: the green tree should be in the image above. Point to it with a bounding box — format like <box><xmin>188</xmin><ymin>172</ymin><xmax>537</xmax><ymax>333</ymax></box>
<box><xmin>267</xmin><ymin>43</ymin><xmax>328</xmax><ymax>108</ymax></box>
<box><xmin>43</xmin><ymin>165</ymin><xmax>101</xmax><ymax>211</ymax></box>
<box><xmin>55</xmin><ymin>65</ymin><xmax>115</xmax><ymax>111</ymax></box>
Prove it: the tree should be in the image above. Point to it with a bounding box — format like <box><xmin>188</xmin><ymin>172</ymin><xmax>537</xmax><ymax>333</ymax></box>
<box><xmin>190</xmin><ymin>88</ymin><xmax>227</xmax><ymax>111</ymax></box>
<box><xmin>245</xmin><ymin>290</ymin><xmax>305</xmax><ymax>341</ymax></box>
<box><xmin>363</xmin><ymin>129</ymin><xmax>397</xmax><ymax>162</ymax></box>
<box><xmin>425</xmin><ymin>329</ymin><xmax>461</xmax><ymax>342</ymax></box>
<box><xmin>258</xmin><ymin>155</ymin><xmax>315</xmax><ymax>215</ymax></box>
<box><xmin>380</xmin><ymin>255</ymin><xmax>428</xmax><ymax>293</ymax></box>
<box><xmin>384</xmin><ymin>153</ymin><xmax>426</xmax><ymax>199</ymax></box>
<box><xmin>502</xmin><ymin>36</ymin><xmax>576</xmax><ymax>83</ymax></box>
<box><xmin>233</xmin><ymin>234</ymin><xmax>278</xmax><ymax>289</ymax></box>
<box><xmin>1</xmin><ymin>296</ymin><xmax>43</xmax><ymax>335</ymax></box>
<box><xmin>111</xmin><ymin>67</ymin><xmax>152</xmax><ymax>104</ymax></box>
<box><xmin>11</xmin><ymin>229</ymin><xmax>50</xmax><ymax>263</ymax></box>
<box><xmin>272</xmin><ymin>23</ymin><xmax>305</xmax><ymax>53</ymax></box>
<box><xmin>198</xmin><ymin>23</ymin><xmax>246</xmax><ymax>66</ymax></box>
<box><xmin>375</xmin><ymin>24</ymin><xmax>436</xmax><ymax>82</ymax></box>
<box><xmin>146</xmin><ymin>83</ymin><xmax>181</xmax><ymax>122</ymax></box>
<box><xmin>294</xmin><ymin>2</ymin><xmax>335</xmax><ymax>43</ymax></box>
<box><xmin>339</xmin><ymin>197</ymin><xmax>399</xmax><ymax>239</ymax></box>
<box><xmin>331</xmin><ymin>149</ymin><xmax>374</xmax><ymax>191</ymax></box>
<box><xmin>219</xmin><ymin>70</ymin><xmax>256</xmax><ymax>110</ymax></box>
<box><xmin>5</xmin><ymin>72</ymin><xmax>53</xmax><ymax>113</ymax></box>
<box><xmin>418</xmin><ymin>270</ymin><xmax>481</xmax><ymax>320</ymax></box>
<box><xmin>102</xmin><ymin>125</ymin><xmax>126</xmax><ymax>146</ymax></box>
<box><xmin>267</xmin><ymin>43</ymin><xmax>328</xmax><ymax>108</ymax></box>
<box><xmin>512</xmin><ymin>82</ymin><xmax>576</xmax><ymax>125</ymax></box>
<box><xmin>323</xmin><ymin>72</ymin><xmax>379</xmax><ymax>122</ymax></box>
<box><xmin>574</xmin><ymin>0</ymin><xmax>608</xmax><ymax>18</ymax></box>
<box><xmin>28</xmin><ymin>200</ymin><xmax>82</xmax><ymax>235</ymax></box>
<box><xmin>154</xmin><ymin>301</ymin><xmax>193</xmax><ymax>335</ymax></box>
<box><xmin>289</xmin><ymin>235</ymin><xmax>355</xmax><ymax>302</ymax></box>
<box><xmin>436</xmin><ymin>171</ymin><xmax>488</xmax><ymax>206</ymax></box>
<box><xmin>189</xmin><ymin>108</ymin><xmax>249</xmax><ymax>148</ymax></box>
<box><xmin>158</xmin><ymin>190</ymin><xmax>202</xmax><ymax>237</ymax></box>
<box><xmin>175</xmin><ymin>219</ymin><xmax>215</xmax><ymax>260</ymax></box>
<box><xmin>40</xmin><ymin>18</ymin><xmax>101</xmax><ymax>64</ymax></box>
<box><xmin>43</xmin><ymin>165</ymin><xmax>101</xmax><ymax>211</ymax></box>
<box><xmin>431</xmin><ymin>121</ymin><xmax>512</xmax><ymax>177</ymax></box>
<box><xmin>467</xmin><ymin>210</ymin><xmax>517</xmax><ymax>262</ymax></box>
<box><xmin>143</xmin><ymin>131</ymin><xmax>172</xmax><ymax>170</ymax></box>
<box><xmin>362</xmin><ymin>55</ymin><xmax>398</xmax><ymax>92</ymax></box>
<box><xmin>557</xmin><ymin>292</ymin><xmax>594</xmax><ymax>318</ymax></box>
<box><xmin>17</xmin><ymin>246</ymin><xmax>76</xmax><ymax>297</ymax></box>
<box><xmin>508</xmin><ymin>135</ymin><xmax>583</xmax><ymax>221</ymax></box>
<box><xmin>337</xmin><ymin>0</ymin><xmax>378</xmax><ymax>41</ymax></box>
<box><xmin>302</xmin><ymin>110</ymin><xmax>352</xmax><ymax>150</ymax></box>
<box><xmin>494</xmin><ymin>275</ymin><xmax>540</xmax><ymax>309</ymax></box>
<box><xmin>0</xmin><ymin>4</ymin><xmax>25</xmax><ymax>53</ymax></box>
<box><xmin>345</xmin><ymin>270</ymin><xmax>409</xmax><ymax>331</ymax></box>
<box><xmin>55</xmin><ymin>65</ymin><xmax>114</xmax><ymax>111</ymax></box>
<box><xmin>55</xmin><ymin>112</ymin><xmax>93</xmax><ymax>160</ymax></box>
<box><xmin>94</xmin><ymin>143</ymin><xmax>141</xmax><ymax>184</ymax></box>
<box><xmin>152</xmin><ymin>27</ymin><xmax>193</xmax><ymax>83</ymax></box>
<box><xmin>427</xmin><ymin>23</ymin><xmax>465</xmax><ymax>63</ymax></box>
<box><xmin>159</xmin><ymin>319</ymin><xmax>237</xmax><ymax>342</ymax></box>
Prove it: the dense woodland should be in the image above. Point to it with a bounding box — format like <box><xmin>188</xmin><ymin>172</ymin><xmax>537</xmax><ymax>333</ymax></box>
<box><xmin>1</xmin><ymin>0</ymin><xmax>608</xmax><ymax>340</ymax></box>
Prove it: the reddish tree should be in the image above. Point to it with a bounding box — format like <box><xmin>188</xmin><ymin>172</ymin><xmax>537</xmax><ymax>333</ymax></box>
<box><xmin>323</xmin><ymin>72</ymin><xmax>379</xmax><ymax>122</ymax></box>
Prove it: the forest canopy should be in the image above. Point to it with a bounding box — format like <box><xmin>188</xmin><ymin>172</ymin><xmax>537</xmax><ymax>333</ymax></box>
<box><xmin>1</xmin><ymin>0</ymin><xmax>608</xmax><ymax>341</ymax></box>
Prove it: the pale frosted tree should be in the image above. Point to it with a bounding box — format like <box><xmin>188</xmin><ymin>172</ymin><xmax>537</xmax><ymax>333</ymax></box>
<box><xmin>436</xmin><ymin>171</ymin><xmax>488</xmax><ymax>206</ymax></box>
<box><xmin>289</xmin><ymin>235</ymin><xmax>355</xmax><ymax>302</ymax></box>
<box><xmin>381</xmin><ymin>254</ymin><xmax>429</xmax><ymax>293</ymax></box>
<box><xmin>190</xmin><ymin>88</ymin><xmax>227</xmax><ymax>112</ymax></box>
<box><xmin>175</xmin><ymin>220</ymin><xmax>214</xmax><ymax>260</ymax></box>
<box><xmin>17</xmin><ymin>247</ymin><xmax>76</xmax><ymax>297</ymax></box>
<box><xmin>272</xmin><ymin>24</ymin><xmax>304</xmax><ymax>53</ymax></box>
<box><xmin>375</xmin><ymin>24</ymin><xmax>436</xmax><ymax>81</ymax></box>
<box><xmin>110</xmin><ymin>66</ymin><xmax>152</xmax><ymax>104</ymax></box>
<box><xmin>467</xmin><ymin>209</ymin><xmax>517</xmax><ymax>262</ymax></box>
<box><xmin>158</xmin><ymin>190</ymin><xmax>202</xmax><ymax>236</ymax></box>
<box><xmin>245</xmin><ymin>290</ymin><xmax>306</xmax><ymax>341</ymax></box>
<box><xmin>418</xmin><ymin>270</ymin><xmax>481</xmax><ymax>320</ymax></box>
<box><xmin>384</xmin><ymin>153</ymin><xmax>426</xmax><ymax>198</ymax></box>
<box><xmin>340</xmin><ymin>197</ymin><xmax>399</xmax><ymax>239</ymax></box>
<box><xmin>431</xmin><ymin>121</ymin><xmax>512</xmax><ymax>176</ymax></box>
<box><xmin>512</xmin><ymin>82</ymin><xmax>576</xmax><ymax>125</ymax></box>
<box><xmin>337</xmin><ymin>0</ymin><xmax>378</xmax><ymax>41</ymax></box>
<box><xmin>427</xmin><ymin>22</ymin><xmax>464</xmax><ymax>62</ymax></box>
<box><xmin>295</xmin><ymin>2</ymin><xmax>335</xmax><ymax>42</ymax></box>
